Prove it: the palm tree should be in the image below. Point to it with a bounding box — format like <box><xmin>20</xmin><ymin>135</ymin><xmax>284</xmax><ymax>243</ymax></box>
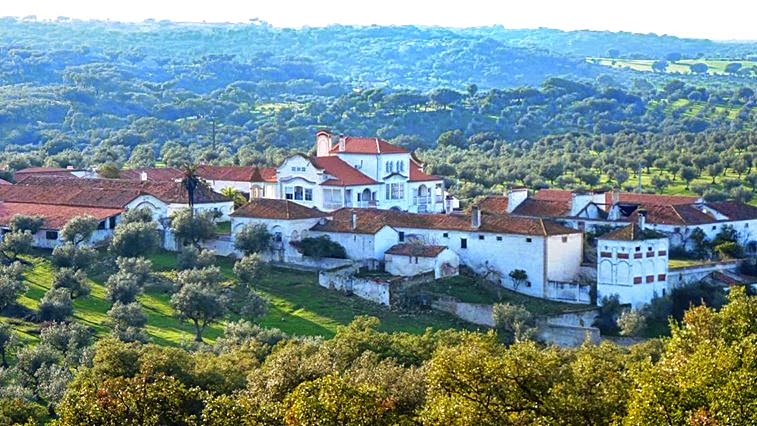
<box><xmin>219</xmin><ymin>187</ymin><xmax>247</xmax><ymax>209</ymax></box>
<box><xmin>180</xmin><ymin>163</ymin><xmax>200</xmax><ymax>218</ymax></box>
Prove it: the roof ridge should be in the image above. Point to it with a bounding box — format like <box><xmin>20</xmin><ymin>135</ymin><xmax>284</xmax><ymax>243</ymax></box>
<box><xmin>670</xmin><ymin>204</ymin><xmax>687</xmax><ymax>224</ymax></box>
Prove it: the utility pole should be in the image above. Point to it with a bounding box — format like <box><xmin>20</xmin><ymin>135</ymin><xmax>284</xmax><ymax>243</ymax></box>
<box><xmin>211</xmin><ymin>116</ymin><xmax>216</xmax><ymax>152</ymax></box>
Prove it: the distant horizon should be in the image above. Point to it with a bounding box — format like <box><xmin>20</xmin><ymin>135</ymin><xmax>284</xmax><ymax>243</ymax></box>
<box><xmin>4</xmin><ymin>16</ymin><xmax>757</xmax><ymax>44</ymax></box>
<box><xmin>3</xmin><ymin>0</ymin><xmax>757</xmax><ymax>41</ymax></box>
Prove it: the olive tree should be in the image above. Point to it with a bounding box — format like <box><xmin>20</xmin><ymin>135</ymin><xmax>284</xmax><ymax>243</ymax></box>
<box><xmin>170</xmin><ymin>266</ymin><xmax>227</xmax><ymax>342</ymax></box>
<box><xmin>109</xmin><ymin>221</ymin><xmax>160</xmax><ymax>258</ymax></box>
<box><xmin>51</xmin><ymin>268</ymin><xmax>90</xmax><ymax>299</ymax></box>
<box><xmin>9</xmin><ymin>214</ymin><xmax>44</xmax><ymax>234</ymax></box>
<box><xmin>234</xmin><ymin>223</ymin><xmax>272</xmax><ymax>255</ymax></box>
<box><xmin>60</xmin><ymin>216</ymin><xmax>99</xmax><ymax>246</ymax></box>
<box><xmin>170</xmin><ymin>209</ymin><xmax>215</xmax><ymax>247</ymax></box>
<box><xmin>39</xmin><ymin>288</ymin><xmax>74</xmax><ymax>322</ymax></box>
<box><xmin>107</xmin><ymin>302</ymin><xmax>148</xmax><ymax>342</ymax></box>
<box><xmin>0</xmin><ymin>263</ymin><xmax>26</xmax><ymax>311</ymax></box>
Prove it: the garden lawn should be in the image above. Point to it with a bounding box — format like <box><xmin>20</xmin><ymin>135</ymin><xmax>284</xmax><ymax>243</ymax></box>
<box><xmin>5</xmin><ymin>251</ymin><xmax>471</xmax><ymax>347</ymax></box>
<box><xmin>420</xmin><ymin>275</ymin><xmax>589</xmax><ymax>315</ymax></box>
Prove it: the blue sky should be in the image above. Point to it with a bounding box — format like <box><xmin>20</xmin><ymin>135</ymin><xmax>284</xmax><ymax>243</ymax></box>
<box><xmin>5</xmin><ymin>0</ymin><xmax>757</xmax><ymax>40</ymax></box>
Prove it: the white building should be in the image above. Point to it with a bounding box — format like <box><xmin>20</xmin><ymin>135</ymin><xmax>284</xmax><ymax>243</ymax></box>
<box><xmin>275</xmin><ymin>131</ymin><xmax>445</xmax><ymax>213</ymax></box>
<box><xmin>310</xmin><ymin>207</ymin><xmax>584</xmax><ymax>300</ymax></box>
<box><xmin>385</xmin><ymin>243</ymin><xmax>460</xmax><ymax>279</ymax></box>
<box><xmin>596</xmin><ymin>214</ymin><xmax>670</xmax><ymax>308</ymax></box>
<box><xmin>0</xmin><ymin>202</ymin><xmax>122</xmax><ymax>249</ymax></box>
<box><xmin>485</xmin><ymin>188</ymin><xmax>757</xmax><ymax>252</ymax></box>
<box><xmin>309</xmin><ymin>209</ymin><xmax>399</xmax><ymax>269</ymax></box>
<box><xmin>120</xmin><ymin>165</ymin><xmax>279</xmax><ymax>201</ymax></box>
<box><xmin>229</xmin><ymin>199</ymin><xmax>328</xmax><ymax>262</ymax></box>
<box><xmin>0</xmin><ymin>176</ymin><xmax>234</xmax><ymax>249</ymax></box>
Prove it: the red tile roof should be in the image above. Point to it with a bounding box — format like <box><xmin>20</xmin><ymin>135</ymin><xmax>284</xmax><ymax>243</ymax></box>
<box><xmin>408</xmin><ymin>160</ymin><xmax>441</xmax><ymax>182</ymax></box>
<box><xmin>477</xmin><ymin>195</ymin><xmax>509</xmax><ymax>214</ymax></box>
<box><xmin>310</xmin><ymin>156</ymin><xmax>378</xmax><ymax>187</ymax></box>
<box><xmin>0</xmin><ymin>176</ymin><xmax>229</xmax><ymax>207</ymax></box>
<box><xmin>120</xmin><ymin>166</ymin><xmax>278</xmax><ymax>183</ymax></box>
<box><xmin>0</xmin><ymin>202</ymin><xmax>122</xmax><ymax>230</ymax></box>
<box><xmin>533</xmin><ymin>189</ymin><xmax>574</xmax><ymax>202</ymax></box>
<box><xmin>607</xmin><ymin>192</ymin><xmax>700</xmax><ymax>206</ymax></box>
<box><xmin>706</xmin><ymin>202</ymin><xmax>757</xmax><ymax>221</ymax></box>
<box><xmin>311</xmin><ymin>208</ymin><xmax>580</xmax><ymax>236</ymax></box>
<box><xmin>386</xmin><ymin>243</ymin><xmax>447</xmax><ymax>257</ymax></box>
<box><xmin>231</xmin><ymin>199</ymin><xmax>327</xmax><ymax>220</ymax></box>
<box><xmin>599</xmin><ymin>223</ymin><xmax>666</xmax><ymax>241</ymax></box>
<box><xmin>329</xmin><ymin>137</ymin><xmax>408</xmax><ymax>155</ymax></box>
<box><xmin>119</xmin><ymin>168</ymin><xmax>183</xmax><ymax>181</ymax></box>
<box><xmin>15</xmin><ymin>167</ymin><xmax>80</xmax><ymax>176</ymax></box>
<box><xmin>627</xmin><ymin>204</ymin><xmax>714</xmax><ymax>226</ymax></box>
<box><xmin>250</xmin><ymin>167</ymin><xmax>278</xmax><ymax>183</ymax></box>
<box><xmin>510</xmin><ymin>198</ymin><xmax>572</xmax><ymax>218</ymax></box>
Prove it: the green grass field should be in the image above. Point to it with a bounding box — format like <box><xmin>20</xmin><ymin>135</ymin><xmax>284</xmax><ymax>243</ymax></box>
<box><xmin>587</xmin><ymin>57</ymin><xmax>757</xmax><ymax>76</ymax></box>
<box><xmin>421</xmin><ymin>275</ymin><xmax>589</xmax><ymax>315</ymax></box>
<box><xmin>4</xmin><ymin>251</ymin><xmax>472</xmax><ymax>347</ymax></box>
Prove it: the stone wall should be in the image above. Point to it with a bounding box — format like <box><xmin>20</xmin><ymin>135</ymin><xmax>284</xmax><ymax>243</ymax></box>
<box><xmin>430</xmin><ymin>299</ymin><xmax>600</xmax><ymax>347</ymax></box>
<box><xmin>544</xmin><ymin>281</ymin><xmax>592</xmax><ymax>304</ymax></box>
<box><xmin>667</xmin><ymin>260</ymin><xmax>741</xmax><ymax>287</ymax></box>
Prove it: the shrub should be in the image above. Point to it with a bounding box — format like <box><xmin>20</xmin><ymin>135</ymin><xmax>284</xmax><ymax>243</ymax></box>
<box><xmin>39</xmin><ymin>288</ymin><xmax>74</xmax><ymax>322</ymax></box>
<box><xmin>234</xmin><ymin>223</ymin><xmax>272</xmax><ymax>255</ymax></box>
<box><xmin>714</xmin><ymin>242</ymin><xmax>745</xmax><ymax>259</ymax></box>
<box><xmin>177</xmin><ymin>246</ymin><xmax>216</xmax><ymax>270</ymax></box>
<box><xmin>294</xmin><ymin>236</ymin><xmax>347</xmax><ymax>259</ymax></box>
<box><xmin>492</xmin><ymin>303</ymin><xmax>538</xmax><ymax>344</ymax></box>
<box><xmin>51</xmin><ymin>243</ymin><xmax>96</xmax><ymax>270</ymax></box>
<box><xmin>617</xmin><ymin>309</ymin><xmax>645</xmax><ymax>337</ymax></box>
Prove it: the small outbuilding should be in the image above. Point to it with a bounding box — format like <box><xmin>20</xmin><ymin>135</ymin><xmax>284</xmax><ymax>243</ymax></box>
<box><xmin>384</xmin><ymin>243</ymin><xmax>459</xmax><ymax>279</ymax></box>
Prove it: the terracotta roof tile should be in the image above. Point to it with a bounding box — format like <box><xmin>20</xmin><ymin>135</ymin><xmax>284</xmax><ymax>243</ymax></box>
<box><xmin>477</xmin><ymin>195</ymin><xmax>509</xmax><ymax>214</ymax></box>
<box><xmin>627</xmin><ymin>204</ymin><xmax>714</xmax><ymax>226</ymax></box>
<box><xmin>119</xmin><ymin>168</ymin><xmax>183</xmax><ymax>181</ymax></box>
<box><xmin>510</xmin><ymin>198</ymin><xmax>571</xmax><ymax>218</ymax></box>
<box><xmin>120</xmin><ymin>166</ymin><xmax>279</xmax><ymax>183</ymax></box>
<box><xmin>15</xmin><ymin>167</ymin><xmax>81</xmax><ymax>175</ymax></box>
<box><xmin>599</xmin><ymin>223</ymin><xmax>666</xmax><ymax>241</ymax></box>
<box><xmin>607</xmin><ymin>192</ymin><xmax>700</xmax><ymax>206</ymax></box>
<box><xmin>0</xmin><ymin>176</ymin><xmax>229</xmax><ymax>207</ymax></box>
<box><xmin>311</xmin><ymin>208</ymin><xmax>580</xmax><ymax>236</ymax></box>
<box><xmin>329</xmin><ymin>137</ymin><xmax>408</xmax><ymax>154</ymax></box>
<box><xmin>533</xmin><ymin>189</ymin><xmax>574</xmax><ymax>202</ymax></box>
<box><xmin>706</xmin><ymin>202</ymin><xmax>757</xmax><ymax>221</ymax></box>
<box><xmin>386</xmin><ymin>243</ymin><xmax>447</xmax><ymax>257</ymax></box>
<box><xmin>408</xmin><ymin>161</ymin><xmax>441</xmax><ymax>182</ymax></box>
<box><xmin>0</xmin><ymin>202</ymin><xmax>122</xmax><ymax>230</ymax></box>
<box><xmin>231</xmin><ymin>199</ymin><xmax>327</xmax><ymax>220</ymax></box>
<box><xmin>310</xmin><ymin>156</ymin><xmax>378</xmax><ymax>187</ymax></box>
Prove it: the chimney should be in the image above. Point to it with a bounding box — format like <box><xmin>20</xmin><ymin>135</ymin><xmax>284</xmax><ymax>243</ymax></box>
<box><xmin>611</xmin><ymin>190</ymin><xmax>620</xmax><ymax>206</ymax></box>
<box><xmin>570</xmin><ymin>191</ymin><xmax>592</xmax><ymax>217</ymax></box>
<box><xmin>506</xmin><ymin>188</ymin><xmax>528</xmax><ymax>213</ymax></box>
<box><xmin>637</xmin><ymin>208</ymin><xmax>647</xmax><ymax>231</ymax></box>
<box><xmin>471</xmin><ymin>206</ymin><xmax>481</xmax><ymax>229</ymax></box>
<box><xmin>140</xmin><ymin>171</ymin><xmax>148</xmax><ymax>181</ymax></box>
<box><xmin>338</xmin><ymin>134</ymin><xmax>346</xmax><ymax>152</ymax></box>
<box><xmin>351</xmin><ymin>211</ymin><xmax>357</xmax><ymax>230</ymax></box>
<box><xmin>66</xmin><ymin>165</ymin><xmax>75</xmax><ymax>170</ymax></box>
<box><xmin>316</xmin><ymin>131</ymin><xmax>333</xmax><ymax>157</ymax></box>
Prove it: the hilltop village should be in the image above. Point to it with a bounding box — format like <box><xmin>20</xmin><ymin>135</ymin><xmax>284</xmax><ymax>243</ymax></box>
<box><xmin>2</xmin><ymin>131</ymin><xmax>756</xmax><ymax>311</ymax></box>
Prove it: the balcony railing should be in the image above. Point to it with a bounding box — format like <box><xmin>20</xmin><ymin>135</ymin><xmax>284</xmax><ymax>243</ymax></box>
<box><xmin>357</xmin><ymin>200</ymin><xmax>379</xmax><ymax>208</ymax></box>
<box><xmin>413</xmin><ymin>195</ymin><xmax>431</xmax><ymax>206</ymax></box>
<box><xmin>323</xmin><ymin>202</ymin><xmax>343</xmax><ymax>210</ymax></box>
